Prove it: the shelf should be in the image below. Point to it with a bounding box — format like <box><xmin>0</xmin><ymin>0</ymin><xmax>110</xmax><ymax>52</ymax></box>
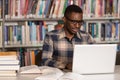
<box><xmin>0</xmin><ymin>19</ymin><xmax>3</xmax><ymax>21</ymax></box>
<box><xmin>96</xmin><ymin>41</ymin><xmax>120</xmax><ymax>44</ymax></box>
<box><xmin>83</xmin><ymin>17</ymin><xmax>120</xmax><ymax>21</ymax></box>
<box><xmin>1</xmin><ymin>0</ymin><xmax>120</xmax><ymax>51</ymax></box>
<box><xmin>4</xmin><ymin>44</ymin><xmax>43</xmax><ymax>48</ymax></box>
<box><xmin>5</xmin><ymin>17</ymin><xmax>120</xmax><ymax>21</ymax></box>
<box><xmin>5</xmin><ymin>18</ymin><xmax>62</xmax><ymax>22</ymax></box>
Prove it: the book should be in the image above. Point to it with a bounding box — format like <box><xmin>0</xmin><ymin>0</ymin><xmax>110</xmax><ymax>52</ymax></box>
<box><xmin>58</xmin><ymin>72</ymin><xmax>86</xmax><ymax>80</ymax></box>
<box><xmin>0</xmin><ymin>56</ymin><xmax>17</xmax><ymax>60</ymax></box>
<box><xmin>35</xmin><ymin>67</ymin><xmax>86</xmax><ymax>80</ymax></box>
<box><xmin>19</xmin><ymin>65</ymin><xmax>85</xmax><ymax>80</ymax></box>
<box><xmin>19</xmin><ymin>65</ymin><xmax>41</xmax><ymax>74</ymax></box>
<box><xmin>20</xmin><ymin>65</ymin><xmax>63</xmax><ymax>75</ymax></box>
<box><xmin>0</xmin><ymin>52</ymin><xmax>18</xmax><ymax>60</ymax></box>
<box><xmin>0</xmin><ymin>60</ymin><xmax>19</xmax><ymax>65</ymax></box>
<box><xmin>0</xmin><ymin>22</ymin><xmax>2</xmax><ymax>46</ymax></box>
<box><xmin>0</xmin><ymin>52</ymin><xmax>17</xmax><ymax>56</ymax></box>
<box><xmin>0</xmin><ymin>65</ymin><xmax>20</xmax><ymax>70</ymax></box>
<box><xmin>43</xmin><ymin>0</ymin><xmax>51</xmax><ymax>18</ymax></box>
<box><xmin>0</xmin><ymin>70</ymin><xmax>17</xmax><ymax>76</ymax></box>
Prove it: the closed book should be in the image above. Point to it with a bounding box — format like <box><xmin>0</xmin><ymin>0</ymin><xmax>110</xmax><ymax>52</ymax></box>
<box><xmin>0</xmin><ymin>65</ymin><xmax>20</xmax><ymax>70</ymax></box>
<box><xmin>0</xmin><ymin>52</ymin><xmax>18</xmax><ymax>60</ymax></box>
<box><xmin>0</xmin><ymin>52</ymin><xmax>17</xmax><ymax>56</ymax></box>
<box><xmin>0</xmin><ymin>70</ymin><xmax>17</xmax><ymax>76</ymax></box>
<box><xmin>0</xmin><ymin>60</ymin><xmax>19</xmax><ymax>65</ymax></box>
<box><xmin>0</xmin><ymin>56</ymin><xmax>17</xmax><ymax>60</ymax></box>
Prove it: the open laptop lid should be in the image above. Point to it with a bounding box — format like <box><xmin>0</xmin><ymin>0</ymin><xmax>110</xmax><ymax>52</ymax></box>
<box><xmin>72</xmin><ymin>44</ymin><xmax>117</xmax><ymax>74</ymax></box>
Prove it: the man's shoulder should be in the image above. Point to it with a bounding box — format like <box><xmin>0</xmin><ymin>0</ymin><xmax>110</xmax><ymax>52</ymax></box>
<box><xmin>79</xmin><ymin>30</ymin><xmax>88</xmax><ymax>34</ymax></box>
<box><xmin>46</xmin><ymin>29</ymin><xmax>63</xmax><ymax>37</ymax></box>
<box><xmin>78</xmin><ymin>30</ymin><xmax>91</xmax><ymax>38</ymax></box>
<box><xmin>45</xmin><ymin>29</ymin><xmax>63</xmax><ymax>41</ymax></box>
<box><xmin>47</xmin><ymin>29</ymin><xmax>60</xmax><ymax>35</ymax></box>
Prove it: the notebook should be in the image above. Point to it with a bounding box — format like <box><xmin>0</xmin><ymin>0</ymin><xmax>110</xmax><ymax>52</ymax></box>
<box><xmin>72</xmin><ymin>44</ymin><xmax>117</xmax><ymax>74</ymax></box>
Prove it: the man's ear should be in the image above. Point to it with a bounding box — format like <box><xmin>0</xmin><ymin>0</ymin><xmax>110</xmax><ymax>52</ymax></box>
<box><xmin>62</xmin><ymin>17</ymin><xmax>66</xmax><ymax>22</ymax></box>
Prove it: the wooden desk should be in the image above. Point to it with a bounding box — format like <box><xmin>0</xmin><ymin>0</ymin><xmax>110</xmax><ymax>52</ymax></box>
<box><xmin>0</xmin><ymin>65</ymin><xmax>120</xmax><ymax>80</ymax></box>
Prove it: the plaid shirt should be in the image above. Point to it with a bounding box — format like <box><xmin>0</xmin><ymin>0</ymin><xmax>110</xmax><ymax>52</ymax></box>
<box><xmin>41</xmin><ymin>28</ymin><xmax>95</xmax><ymax>69</ymax></box>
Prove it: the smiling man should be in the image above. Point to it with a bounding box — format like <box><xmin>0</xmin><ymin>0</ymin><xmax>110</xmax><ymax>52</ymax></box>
<box><xmin>41</xmin><ymin>5</ymin><xmax>95</xmax><ymax>70</ymax></box>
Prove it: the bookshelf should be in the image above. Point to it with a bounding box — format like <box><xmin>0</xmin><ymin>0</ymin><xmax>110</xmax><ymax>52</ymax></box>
<box><xmin>0</xmin><ymin>0</ymin><xmax>120</xmax><ymax>66</ymax></box>
<box><xmin>75</xmin><ymin>0</ymin><xmax>120</xmax><ymax>44</ymax></box>
<box><xmin>83</xmin><ymin>17</ymin><xmax>120</xmax><ymax>21</ymax></box>
<box><xmin>1</xmin><ymin>0</ymin><xmax>74</xmax><ymax>50</ymax></box>
<box><xmin>0</xmin><ymin>0</ymin><xmax>75</xmax><ymax>66</ymax></box>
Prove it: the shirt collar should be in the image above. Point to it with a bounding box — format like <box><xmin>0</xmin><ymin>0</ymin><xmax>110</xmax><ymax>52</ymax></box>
<box><xmin>58</xmin><ymin>28</ymin><xmax>82</xmax><ymax>39</ymax></box>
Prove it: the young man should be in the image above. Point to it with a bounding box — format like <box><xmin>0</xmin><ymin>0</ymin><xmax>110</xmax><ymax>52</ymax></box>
<box><xmin>41</xmin><ymin>5</ymin><xmax>95</xmax><ymax>70</ymax></box>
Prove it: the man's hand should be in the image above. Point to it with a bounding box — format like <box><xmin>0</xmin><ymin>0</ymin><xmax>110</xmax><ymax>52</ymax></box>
<box><xmin>66</xmin><ymin>63</ymin><xmax>72</xmax><ymax>70</ymax></box>
<box><xmin>55</xmin><ymin>61</ymin><xmax>66</xmax><ymax>69</ymax></box>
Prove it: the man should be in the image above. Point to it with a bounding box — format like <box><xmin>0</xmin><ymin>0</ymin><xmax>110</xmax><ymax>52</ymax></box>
<box><xmin>41</xmin><ymin>5</ymin><xmax>95</xmax><ymax>70</ymax></box>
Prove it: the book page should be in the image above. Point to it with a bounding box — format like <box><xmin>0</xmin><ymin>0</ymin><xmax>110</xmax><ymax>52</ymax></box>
<box><xmin>58</xmin><ymin>72</ymin><xmax>86</xmax><ymax>80</ymax></box>
<box><xmin>35</xmin><ymin>66</ymin><xmax>64</xmax><ymax>80</ymax></box>
<box><xmin>20</xmin><ymin>65</ymin><xmax>41</xmax><ymax>74</ymax></box>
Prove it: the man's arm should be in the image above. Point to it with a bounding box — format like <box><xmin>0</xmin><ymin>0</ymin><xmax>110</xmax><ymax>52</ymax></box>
<box><xmin>41</xmin><ymin>32</ymin><xmax>66</xmax><ymax>69</ymax></box>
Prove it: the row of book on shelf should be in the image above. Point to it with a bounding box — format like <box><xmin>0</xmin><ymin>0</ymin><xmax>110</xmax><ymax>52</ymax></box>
<box><xmin>1</xmin><ymin>20</ymin><xmax>120</xmax><ymax>47</ymax></box>
<box><xmin>19</xmin><ymin>48</ymin><xmax>42</xmax><ymax>67</ymax></box>
<box><xmin>3</xmin><ymin>21</ymin><xmax>63</xmax><ymax>46</ymax></box>
<box><xmin>4</xmin><ymin>0</ymin><xmax>73</xmax><ymax>19</ymax></box>
<box><xmin>4</xmin><ymin>0</ymin><xmax>120</xmax><ymax>19</ymax></box>
<box><xmin>82</xmin><ymin>21</ymin><xmax>120</xmax><ymax>43</ymax></box>
<box><xmin>2</xmin><ymin>0</ymin><xmax>120</xmax><ymax>18</ymax></box>
<box><xmin>76</xmin><ymin>0</ymin><xmax>120</xmax><ymax>18</ymax></box>
<box><xmin>3</xmin><ymin>0</ymin><xmax>120</xmax><ymax>19</ymax></box>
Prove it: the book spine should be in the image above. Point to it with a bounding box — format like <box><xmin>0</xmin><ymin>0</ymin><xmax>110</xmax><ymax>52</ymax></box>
<box><xmin>0</xmin><ymin>65</ymin><xmax>20</xmax><ymax>70</ymax></box>
<box><xmin>0</xmin><ymin>22</ymin><xmax>2</xmax><ymax>45</ymax></box>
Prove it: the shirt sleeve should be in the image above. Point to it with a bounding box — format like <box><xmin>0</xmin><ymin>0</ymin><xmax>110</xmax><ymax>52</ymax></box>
<box><xmin>41</xmin><ymin>32</ymin><xmax>66</xmax><ymax>69</ymax></box>
<box><xmin>87</xmin><ymin>33</ymin><xmax>96</xmax><ymax>44</ymax></box>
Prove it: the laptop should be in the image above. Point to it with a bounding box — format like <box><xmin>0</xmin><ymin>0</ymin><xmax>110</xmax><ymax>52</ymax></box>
<box><xmin>72</xmin><ymin>44</ymin><xmax>117</xmax><ymax>74</ymax></box>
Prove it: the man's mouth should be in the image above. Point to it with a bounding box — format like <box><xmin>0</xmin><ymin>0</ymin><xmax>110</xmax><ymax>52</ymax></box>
<box><xmin>72</xmin><ymin>28</ymin><xmax>79</xmax><ymax>32</ymax></box>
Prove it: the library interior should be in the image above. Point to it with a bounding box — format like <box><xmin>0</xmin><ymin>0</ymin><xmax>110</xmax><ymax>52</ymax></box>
<box><xmin>0</xmin><ymin>0</ymin><xmax>120</xmax><ymax>80</ymax></box>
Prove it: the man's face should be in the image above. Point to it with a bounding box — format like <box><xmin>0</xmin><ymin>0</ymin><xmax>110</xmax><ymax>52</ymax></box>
<box><xmin>64</xmin><ymin>12</ymin><xmax>83</xmax><ymax>35</ymax></box>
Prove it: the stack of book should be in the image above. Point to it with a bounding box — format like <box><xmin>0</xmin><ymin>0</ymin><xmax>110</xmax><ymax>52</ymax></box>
<box><xmin>0</xmin><ymin>52</ymin><xmax>20</xmax><ymax>76</ymax></box>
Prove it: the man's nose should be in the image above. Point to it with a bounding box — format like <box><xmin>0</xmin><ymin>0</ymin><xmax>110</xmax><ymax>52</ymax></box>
<box><xmin>74</xmin><ymin>22</ymin><xmax>80</xmax><ymax>28</ymax></box>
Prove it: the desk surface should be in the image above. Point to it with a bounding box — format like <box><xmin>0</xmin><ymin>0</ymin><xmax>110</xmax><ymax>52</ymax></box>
<box><xmin>0</xmin><ymin>65</ymin><xmax>120</xmax><ymax>80</ymax></box>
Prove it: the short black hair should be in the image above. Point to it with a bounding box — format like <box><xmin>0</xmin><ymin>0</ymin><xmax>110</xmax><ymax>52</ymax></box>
<box><xmin>64</xmin><ymin>5</ymin><xmax>83</xmax><ymax>17</ymax></box>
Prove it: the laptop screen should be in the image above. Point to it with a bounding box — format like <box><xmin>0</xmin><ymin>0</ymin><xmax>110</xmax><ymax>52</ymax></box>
<box><xmin>72</xmin><ymin>44</ymin><xmax>117</xmax><ymax>74</ymax></box>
